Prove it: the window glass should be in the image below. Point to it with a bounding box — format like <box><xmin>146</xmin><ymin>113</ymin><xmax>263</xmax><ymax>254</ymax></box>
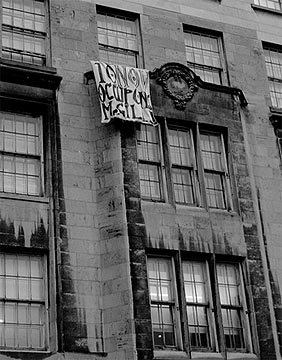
<box><xmin>184</xmin><ymin>30</ymin><xmax>225</xmax><ymax>85</ymax></box>
<box><xmin>0</xmin><ymin>112</ymin><xmax>42</xmax><ymax>196</ymax></box>
<box><xmin>254</xmin><ymin>0</ymin><xmax>281</xmax><ymax>9</ymax></box>
<box><xmin>183</xmin><ymin>261</ymin><xmax>211</xmax><ymax>349</ymax></box>
<box><xmin>97</xmin><ymin>10</ymin><xmax>139</xmax><ymax>67</ymax></box>
<box><xmin>217</xmin><ymin>264</ymin><xmax>245</xmax><ymax>350</ymax></box>
<box><xmin>137</xmin><ymin>125</ymin><xmax>162</xmax><ymax>201</ymax></box>
<box><xmin>148</xmin><ymin>258</ymin><xmax>176</xmax><ymax>349</ymax></box>
<box><xmin>2</xmin><ymin>0</ymin><xmax>46</xmax><ymax>65</ymax></box>
<box><xmin>168</xmin><ymin>128</ymin><xmax>196</xmax><ymax>205</ymax></box>
<box><xmin>0</xmin><ymin>253</ymin><xmax>46</xmax><ymax>350</ymax></box>
<box><xmin>200</xmin><ymin>132</ymin><xmax>227</xmax><ymax>209</ymax></box>
<box><xmin>264</xmin><ymin>46</ymin><xmax>282</xmax><ymax>108</ymax></box>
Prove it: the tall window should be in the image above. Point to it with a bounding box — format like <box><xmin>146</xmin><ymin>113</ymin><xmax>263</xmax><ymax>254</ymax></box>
<box><xmin>137</xmin><ymin>125</ymin><xmax>163</xmax><ymax>201</ymax></box>
<box><xmin>0</xmin><ymin>111</ymin><xmax>43</xmax><ymax>196</ymax></box>
<box><xmin>0</xmin><ymin>253</ymin><xmax>48</xmax><ymax>350</ymax></box>
<box><xmin>2</xmin><ymin>0</ymin><xmax>47</xmax><ymax>65</ymax></box>
<box><xmin>217</xmin><ymin>264</ymin><xmax>246</xmax><ymax>350</ymax></box>
<box><xmin>147</xmin><ymin>258</ymin><xmax>177</xmax><ymax>349</ymax></box>
<box><xmin>97</xmin><ymin>8</ymin><xmax>140</xmax><ymax>67</ymax></box>
<box><xmin>168</xmin><ymin>128</ymin><xmax>197</xmax><ymax>205</ymax></box>
<box><xmin>137</xmin><ymin>123</ymin><xmax>231</xmax><ymax>210</ymax></box>
<box><xmin>147</xmin><ymin>256</ymin><xmax>252</xmax><ymax>353</ymax></box>
<box><xmin>184</xmin><ymin>28</ymin><xmax>226</xmax><ymax>85</ymax></box>
<box><xmin>183</xmin><ymin>261</ymin><xmax>213</xmax><ymax>349</ymax></box>
<box><xmin>263</xmin><ymin>45</ymin><xmax>282</xmax><ymax>108</ymax></box>
<box><xmin>253</xmin><ymin>0</ymin><xmax>282</xmax><ymax>10</ymax></box>
<box><xmin>200</xmin><ymin>132</ymin><xmax>229</xmax><ymax>209</ymax></box>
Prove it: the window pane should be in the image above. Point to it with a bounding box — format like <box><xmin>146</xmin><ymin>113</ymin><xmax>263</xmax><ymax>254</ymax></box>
<box><xmin>97</xmin><ymin>12</ymin><xmax>138</xmax><ymax>66</ymax></box>
<box><xmin>187</xmin><ymin>306</ymin><xmax>210</xmax><ymax>348</ymax></box>
<box><xmin>137</xmin><ymin>125</ymin><xmax>160</xmax><ymax>162</ymax></box>
<box><xmin>172</xmin><ymin>168</ymin><xmax>195</xmax><ymax>204</ymax></box>
<box><xmin>148</xmin><ymin>258</ymin><xmax>173</xmax><ymax>302</ymax></box>
<box><xmin>200</xmin><ymin>132</ymin><xmax>227</xmax><ymax>209</ymax></box>
<box><xmin>151</xmin><ymin>304</ymin><xmax>175</xmax><ymax>348</ymax></box>
<box><xmin>139</xmin><ymin>163</ymin><xmax>162</xmax><ymax>200</ymax></box>
<box><xmin>264</xmin><ymin>46</ymin><xmax>282</xmax><ymax>108</ymax></box>
<box><xmin>217</xmin><ymin>264</ymin><xmax>246</xmax><ymax>350</ymax></box>
<box><xmin>200</xmin><ymin>133</ymin><xmax>224</xmax><ymax>171</ymax></box>
<box><xmin>255</xmin><ymin>0</ymin><xmax>281</xmax><ymax>9</ymax></box>
<box><xmin>137</xmin><ymin>125</ymin><xmax>162</xmax><ymax>201</ymax></box>
<box><xmin>2</xmin><ymin>0</ymin><xmax>46</xmax><ymax>65</ymax></box>
<box><xmin>0</xmin><ymin>254</ymin><xmax>46</xmax><ymax>350</ymax></box>
<box><xmin>168</xmin><ymin>129</ymin><xmax>193</xmax><ymax>166</ymax></box>
<box><xmin>185</xmin><ymin>30</ymin><xmax>224</xmax><ymax>85</ymax></box>
<box><xmin>222</xmin><ymin>308</ymin><xmax>245</xmax><ymax>350</ymax></box>
<box><xmin>183</xmin><ymin>261</ymin><xmax>211</xmax><ymax>349</ymax></box>
<box><xmin>204</xmin><ymin>172</ymin><xmax>226</xmax><ymax>209</ymax></box>
<box><xmin>217</xmin><ymin>264</ymin><xmax>240</xmax><ymax>306</ymax></box>
<box><xmin>0</xmin><ymin>112</ymin><xmax>42</xmax><ymax>196</ymax></box>
<box><xmin>148</xmin><ymin>258</ymin><xmax>176</xmax><ymax>349</ymax></box>
<box><xmin>18</xmin><ymin>304</ymin><xmax>29</xmax><ymax>324</ymax></box>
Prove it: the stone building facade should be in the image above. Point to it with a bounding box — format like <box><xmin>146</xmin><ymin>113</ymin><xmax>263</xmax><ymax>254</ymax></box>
<box><xmin>0</xmin><ymin>0</ymin><xmax>282</xmax><ymax>360</ymax></box>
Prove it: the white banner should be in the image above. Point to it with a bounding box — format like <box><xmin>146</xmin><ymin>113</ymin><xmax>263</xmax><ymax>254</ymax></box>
<box><xmin>91</xmin><ymin>61</ymin><xmax>157</xmax><ymax>125</ymax></box>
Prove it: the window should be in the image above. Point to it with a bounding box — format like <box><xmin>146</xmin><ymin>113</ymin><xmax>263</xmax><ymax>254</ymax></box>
<box><xmin>2</xmin><ymin>0</ymin><xmax>47</xmax><ymax>65</ymax></box>
<box><xmin>147</xmin><ymin>257</ymin><xmax>179</xmax><ymax>349</ymax></box>
<box><xmin>183</xmin><ymin>261</ymin><xmax>213</xmax><ymax>349</ymax></box>
<box><xmin>147</xmin><ymin>256</ymin><xmax>253</xmax><ymax>353</ymax></box>
<box><xmin>0</xmin><ymin>111</ymin><xmax>43</xmax><ymax>196</ymax></box>
<box><xmin>184</xmin><ymin>28</ymin><xmax>227</xmax><ymax>85</ymax></box>
<box><xmin>137</xmin><ymin>123</ymin><xmax>231</xmax><ymax>210</ymax></box>
<box><xmin>168</xmin><ymin>128</ymin><xmax>197</xmax><ymax>205</ymax></box>
<box><xmin>263</xmin><ymin>45</ymin><xmax>282</xmax><ymax>108</ymax></box>
<box><xmin>137</xmin><ymin>125</ymin><xmax>163</xmax><ymax>201</ymax></box>
<box><xmin>200</xmin><ymin>132</ymin><xmax>229</xmax><ymax>209</ymax></box>
<box><xmin>217</xmin><ymin>264</ymin><xmax>247</xmax><ymax>350</ymax></box>
<box><xmin>253</xmin><ymin>0</ymin><xmax>282</xmax><ymax>10</ymax></box>
<box><xmin>0</xmin><ymin>253</ymin><xmax>48</xmax><ymax>350</ymax></box>
<box><xmin>97</xmin><ymin>8</ymin><xmax>140</xmax><ymax>67</ymax></box>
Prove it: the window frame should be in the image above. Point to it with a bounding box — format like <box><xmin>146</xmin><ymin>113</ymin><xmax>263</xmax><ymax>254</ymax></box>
<box><xmin>136</xmin><ymin>121</ymin><xmax>233</xmax><ymax>211</ymax></box>
<box><xmin>1</xmin><ymin>0</ymin><xmax>50</xmax><ymax>67</ymax></box>
<box><xmin>263</xmin><ymin>43</ymin><xmax>282</xmax><ymax>109</ymax></box>
<box><xmin>0</xmin><ymin>110</ymin><xmax>45</xmax><ymax>197</ymax></box>
<box><xmin>136</xmin><ymin>124</ymin><xmax>166</xmax><ymax>202</ymax></box>
<box><xmin>0</xmin><ymin>252</ymin><xmax>49</xmax><ymax>351</ymax></box>
<box><xmin>168</xmin><ymin>126</ymin><xmax>200</xmax><ymax>206</ymax></box>
<box><xmin>199</xmin><ymin>129</ymin><xmax>232</xmax><ymax>210</ymax></box>
<box><xmin>147</xmin><ymin>254</ymin><xmax>254</xmax><ymax>354</ymax></box>
<box><xmin>216</xmin><ymin>262</ymin><xmax>254</xmax><ymax>353</ymax></box>
<box><xmin>183</xmin><ymin>26</ymin><xmax>228</xmax><ymax>86</ymax></box>
<box><xmin>182</xmin><ymin>260</ymin><xmax>217</xmax><ymax>351</ymax></box>
<box><xmin>253</xmin><ymin>0</ymin><xmax>282</xmax><ymax>11</ymax></box>
<box><xmin>147</xmin><ymin>256</ymin><xmax>183</xmax><ymax>350</ymax></box>
<box><xmin>96</xmin><ymin>6</ymin><xmax>143</xmax><ymax>68</ymax></box>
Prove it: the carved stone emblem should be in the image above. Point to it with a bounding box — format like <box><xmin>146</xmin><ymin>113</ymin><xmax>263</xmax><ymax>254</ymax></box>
<box><xmin>150</xmin><ymin>62</ymin><xmax>198</xmax><ymax>110</ymax></box>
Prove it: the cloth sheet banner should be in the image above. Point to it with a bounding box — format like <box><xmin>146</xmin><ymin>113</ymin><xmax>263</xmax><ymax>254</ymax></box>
<box><xmin>91</xmin><ymin>61</ymin><xmax>157</xmax><ymax>125</ymax></box>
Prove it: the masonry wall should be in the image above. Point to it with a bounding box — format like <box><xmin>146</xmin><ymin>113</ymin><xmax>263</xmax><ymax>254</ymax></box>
<box><xmin>1</xmin><ymin>0</ymin><xmax>278</xmax><ymax>359</ymax></box>
<box><xmin>50</xmin><ymin>1</ymin><xmax>136</xmax><ymax>359</ymax></box>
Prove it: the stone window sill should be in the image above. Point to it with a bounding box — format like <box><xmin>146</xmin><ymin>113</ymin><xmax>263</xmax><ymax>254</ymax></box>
<box><xmin>154</xmin><ymin>350</ymin><xmax>189</xmax><ymax>359</ymax></box>
<box><xmin>153</xmin><ymin>350</ymin><xmax>257</xmax><ymax>360</ymax></box>
<box><xmin>227</xmin><ymin>353</ymin><xmax>257</xmax><ymax>359</ymax></box>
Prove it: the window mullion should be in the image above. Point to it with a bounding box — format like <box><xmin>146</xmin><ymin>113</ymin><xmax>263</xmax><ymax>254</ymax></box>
<box><xmin>220</xmin><ymin>133</ymin><xmax>232</xmax><ymax>211</ymax></box>
<box><xmin>43</xmin><ymin>254</ymin><xmax>49</xmax><ymax>351</ymax></box>
<box><xmin>190</xmin><ymin>129</ymin><xmax>201</xmax><ymax>206</ymax></box>
<box><xmin>196</xmin><ymin>125</ymin><xmax>208</xmax><ymax>209</ymax></box>
<box><xmin>238</xmin><ymin>264</ymin><xmax>253</xmax><ymax>353</ymax></box>
<box><xmin>160</xmin><ymin>118</ymin><xmax>171</xmax><ymax>204</ymax></box>
<box><xmin>205</xmin><ymin>260</ymin><xmax>219</xmax><ymax>352</ymax></box>
<box><xmin>171</xmin><ymin>256</ymin><xmax>183</xmax><ymax>350</ymax></box>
